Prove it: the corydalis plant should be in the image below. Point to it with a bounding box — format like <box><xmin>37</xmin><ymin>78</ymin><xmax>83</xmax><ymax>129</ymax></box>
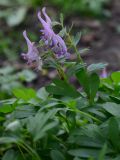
<box><xmin>21</xmin><ymin>7</ymin><xmax>69</xmax><ymax>70</ymax></box>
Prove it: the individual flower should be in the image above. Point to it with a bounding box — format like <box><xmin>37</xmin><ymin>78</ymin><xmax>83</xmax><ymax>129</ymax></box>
<box><xmin>21</xmin><ymin>30</ymin><xmax>42</xmax><ymax>70</ymax></box>
<box><xmin>100</xmin><ymin>68</ymin><xmax>107</xmax><ymax>78</ymax></box>
<box><xmin>37</xmin><ymin>7</ymin><xmax>70</xmax><ymax>58</ymax></box>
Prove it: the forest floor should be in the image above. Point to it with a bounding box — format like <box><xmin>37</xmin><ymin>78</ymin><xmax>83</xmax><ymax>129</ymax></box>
<box><xmin>74</xmin><ymin>0</ymin><xmax>120</xmax><ymax>71</ymax></box>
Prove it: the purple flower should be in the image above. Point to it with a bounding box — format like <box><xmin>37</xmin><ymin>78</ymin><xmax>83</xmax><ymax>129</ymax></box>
<box><xmin>100</xmin><ymin>68</ymin><xmax>107</xmax><ymax>78</ymax></box>
<box><xmin>42</xmin><ymin>7</ymin><xmax>52</xmax><ymax>27</ymax></box>
<box><xmin>38</xmin><ymin>7</ymin><xmax>69</xmax><ymax>58</ymax></box>
<box><xmin>21</xmin><ymin>30</ymin><xmax>42</xmax><ymax>70</ymax></box>
<box><xmin>37</xmin><ymin>8</ymin><xmax>54</xmax><ymax>43</ymax></box>
<box><xmin>52</xmin><ymin>34</ymin><xmax>70</xmax><ymax>58</ymax></box>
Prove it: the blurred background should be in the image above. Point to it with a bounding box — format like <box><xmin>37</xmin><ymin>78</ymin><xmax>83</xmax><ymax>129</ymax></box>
<box><xmin>0</xmin><ymin>0</ymin><xmax>120</xmax><ymax>97</ymax></box>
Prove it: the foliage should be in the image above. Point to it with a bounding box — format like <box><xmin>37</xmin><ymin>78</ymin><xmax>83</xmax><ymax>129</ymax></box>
<box><xmin>49</xmin><ymin>0</ymin><xmax>110</xmax><ymax>18</ymax></box>
<box><xmin>0</xmin><ymin>66</ymin><xmax>37</xmax><ymax>99</ymax></box>
<box><xmin>0</xmin><ymin>8</ymin><xmax>120</xmax><ymax>160</ymax></box>
<box><xmin>0</xmin><ymin>0</ymin><xmax>43</xmax><ymax>27</ymax></box>
<box><xmin>0</xmin><ymin>69</ymin><xmax>120</xmax><ymax>159</ymax></box>
<box><xmin>0</xmin><ymin>0</ymin><xmax>110</xmax><ymax>28</ymax></box>
<box><xmin>0</xmin><ymin>31</ymin><xmax>19</xmax><ymax>61</ymax></box>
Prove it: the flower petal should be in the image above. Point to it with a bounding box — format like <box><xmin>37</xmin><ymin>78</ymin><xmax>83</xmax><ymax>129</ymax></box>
<box><xmin>42</xmin><ymin>7</ymin><xmax>52</xmax><ymax>27</ymax></box>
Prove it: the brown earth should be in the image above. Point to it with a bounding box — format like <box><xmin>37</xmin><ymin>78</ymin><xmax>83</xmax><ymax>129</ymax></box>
<box><xmin>69</xmin><ymin>0</ymin><xmax>120</xmax><ymax>71</ymax></box>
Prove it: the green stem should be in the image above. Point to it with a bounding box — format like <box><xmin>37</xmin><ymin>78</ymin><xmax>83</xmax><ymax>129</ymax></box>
<box><xmin>71</xmin><ymin>108</ymin><xmax>101</xmax><ymax>123</ymax></box>
<box><xmin>58</xmin><ymin>65</ymin><xmax>68</xmax><ymax>82</ymax></box>
<box><xmin>18</xmin><ymin>141</ymin><xmax>41</xmax><ymax>160</ymax></box>
<box><xmin>67</xmin><ymin>33</ymin><xmax>83</xmax><ymax>63</ymax></box>
<box><xmin>52</xmin><ymin>53</ymin><xmax>68</xmax><ymax>82</ymax></box>
<box><xmin>17</xmin><ymin>144</ymin><xmax>26</xmax><ymax>160</ymax></box>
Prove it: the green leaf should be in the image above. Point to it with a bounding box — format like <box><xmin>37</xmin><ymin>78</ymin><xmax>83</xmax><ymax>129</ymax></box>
<box><xmin>79</xmin><ymin>48</ymin><xmax>90</xmax><ymax>55</ymax></box>
<box><xmin>110</xmin><ymin>96</ymin><xmax>120</xmax><ymax>104</ymax></box>
<box><xmin>13</xmin><ymin>88</ymin><xmax>36</xmax><ymax>101</ymax></box>
<box><xmin>46</xmin><ymin>79</ymin><xmax>80</xmax><ymax>98</ymax></box>
<box><xmin>52</xmin><ymin>21</ymin><xmax>61</xmax><ymax>27</ymax></box>
<box><xmin>27</xmin><ymin>109</ymin><xmax>58</xmax><ymax>141</ymax></box>
<box><xmin>76</xmin><ymin>69</ymin><xmax>90</xmax><ymax>96</ymax></box>
<box><xmin>0</xmin><ymin>0</ymin><xmax>13</xmax><ymax>6</ymax></box>
<box><xmin>0</xmin><ymin>98</ymin><xmax>17</xmax><ymax>105</ymax></box>
<box><xmin>2</xmin><ymin>150</ymin><xmax>23</xmax><ymax>160</ymax></box>
<box><xmin>113</xmin><ymin>155</ymin><xmax>120</xmax><ymax>160</ymax></box>
<box><xmin>0</xmin><ymin>0</ymin><xmax>32</xmax><ymax>6</ymax></box>
<box><xmin>60</xmin><ymin>13</ymin><xmax>64</xmax><ymax>26</ymax></box>
<box><xmin>67</xmin><ymin>63</ymin><xmax>86</xmax><ymax>77</ymax></box>
<box><xmin>111</xmin><ymin>71</ymin><xmax>120</xmax><ymax>84</ymax></box>
<box><xmin>68</xmin><ymin>135</ymin><xmax>103</xmax><ymax>148</ymax></box>
<box><xmin>0</xmin><ymin>66</ymin><xmax>15</xmax><ymax>75</ymax></box>
<box><xmin>12</xmin><ymin>105</ymin><xmax>36</xmax><ymax>119</ymax></box>
<box><xmin>51</xmin><ymin>150</ymin><xmax>65</xmax><ymax>160</ymax></box>
<box><xmin>109</xmin><ymin>117</ymin><xmax>120</xmax><ymax>151</ymax></box>
<box><xmin>59</xmin><ymin>27</ymin><xmax>66</xmax><ymax>37</ymax></box>
<box><xmin>72</xmin><ymin>32</ymin><xmax>81</xmax><ymax>46</ymax></box>
<box><xmin>6</xmin><ymin>7</ymin><xmax>27</xmax><ymax>27</ymax></box>
<box><xmin>102</xmin><ymin>102</ymin><xmax>120</xmax><ymax>116</ymax></box>
<box><xmin>87</xmin><ymin>63</ymin><xmax>108</xmax><ymax>73</ymax></box>
<box><xmin>6</xmin><ymin>120</ymin><xmax>21</xmax><ymax>131</ymax></box>
<box><xmin>89</xmin><ymin>73</ymin><xmax>100</xmax><ymax>103</ymax></box>
<box><xmin>73</xmin><ymin>157</ymin><xmax>82</xmax><ymax>160</ymax></box>
<box><xmin>0</xmin><ymin>104</ymin><xmax>14</xmax><ymax>113</ymax></box>
<box><xmin>17</xmin><ymin>69</ymin><xmax>37</xmax><ymax>82</ymax></box>
<box><xmin>37</xmin><ymin>87</ymin><xmax>49</xmax><ymax>100</ymax></box>
<box><xmin>100</xmin><ymin>77</ymin><xmax>113</xmax><ymax>90</ymax></box>
<box><xmin>68</xmin><ymin>148</ymin><xmax>100</xmax><ymax>158</ymax></box>
<box><xmin>98</xmin><ymin>143</ymin><xmax>107</xmax><ymax>160</ymax></box>
<box><xmin>0</xmin><ymin>116</ymin><xmax>5</xmax><ymax>121</ymax></box>
<box><xmin>0</xmin><ymin>137</ymin><xmax>19</xmax><ymax>144</ymax></box>
<box><xmin>41</xmin><ymin>102</ymin><xmax>60</xmax><ymax>110</ymax></box>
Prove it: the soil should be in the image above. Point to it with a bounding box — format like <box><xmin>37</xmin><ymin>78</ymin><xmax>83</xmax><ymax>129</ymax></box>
<box><xmin>69</xmin><ymin>0</ymin><xmax>120</xmax><ymax>72</ymax></box>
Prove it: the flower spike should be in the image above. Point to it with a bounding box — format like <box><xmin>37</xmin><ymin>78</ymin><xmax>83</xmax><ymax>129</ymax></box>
<box><xmin>38</xmin><ymin>7</ymin><xmax>70</xmax><ymax>58</ymax></box>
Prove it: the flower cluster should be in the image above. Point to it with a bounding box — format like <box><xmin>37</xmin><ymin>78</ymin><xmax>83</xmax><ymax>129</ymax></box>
<box><xmin>21</xmin><ymin>7</ymin><xmax>69</xmax><ymax>70</ymax></box>
<box><xmin>38</xmin><ymin>7</ymin><xmax>69</xmax><ymax>58</ymax></box>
